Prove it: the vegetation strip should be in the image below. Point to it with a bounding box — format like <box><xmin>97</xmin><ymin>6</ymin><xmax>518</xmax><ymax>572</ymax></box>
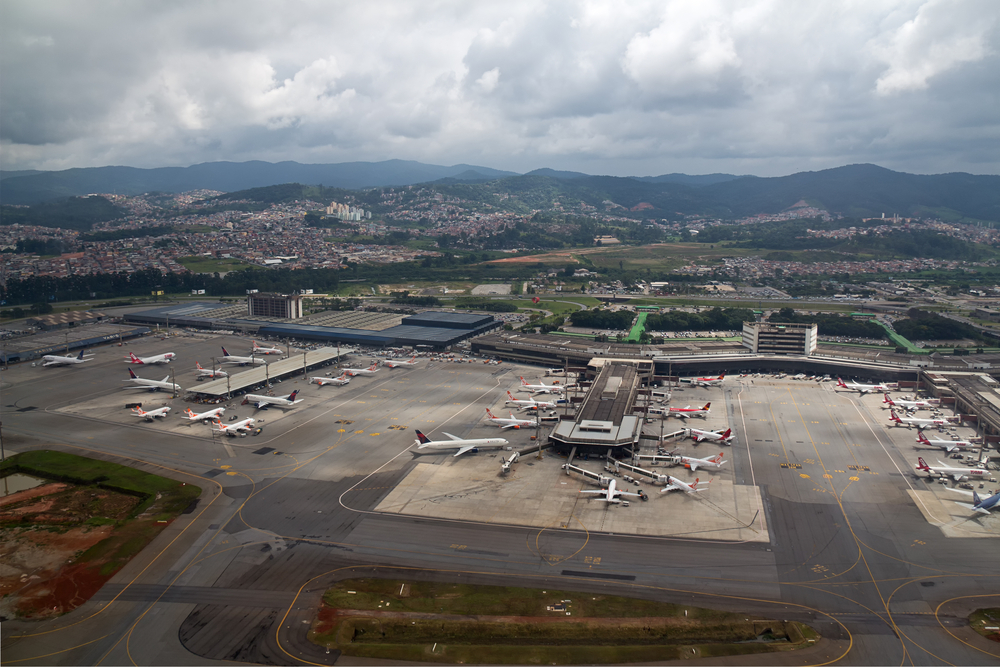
<box><xmin>308</xmin><ymin>578</ymin><xmax>818</xmax><ymax>664</ymax></box>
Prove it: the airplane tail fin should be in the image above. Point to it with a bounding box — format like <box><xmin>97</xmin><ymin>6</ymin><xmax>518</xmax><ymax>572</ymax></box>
<box><xmin>692</xmin><ymin>478</ymin><xmax>700</xmax><ymax>490</ymax></box>
<box><xmin>883</xmin><ymin>393</ymin><xmax>893</xmax><ymax>404</ymax></box>
<box><xmin>128</xmin><ymin>368</ymin><xmax>138</xmax><ymax>379</ymax></box>
<box><xmin>132</xmin><ymin>407</ymin><xmax>144</xmax><ymax>415</ymax></box>
<box><xmin>837</xmin><ymin>377</ymin><xmax>846</xmax><ymax>387</ymax></box>
<box><xmin>196</xmin><ymin>362</ymin><xmax>204</xmax><ymax>370</ymax></box>
<box><xmin>712</xmin><ymin>452</ymin><xmax>725</xmax><ymax>464</ymax></box>
<box><xmin>703</xmin><ymin>403</ymin><xmax>711</xmax><ymax>410</ymax></box>
<box><xmin>288</xmin><ymin>390</ymin><xmax>299</xmax><ymax>401</ymax></box>
<box><xmin>520</xmin><ymin>376</ymin><xmax>528</xmax><ymax>385</ymax></box>
<box><xmin>414</xmin><ymin>430</ymin><xmax>432</xmax><ymax>445</ymax></box>
<box><xmin>185</xmin><ymin>408</ymin><xmax>195</xmax><ymax>417</ymax></box>
<box><xmin>973</xmin><ymin>490</ymin><xmax>983</xmax><ymax>505</ymax></box>
<box><xmin>917</xmin><ymin>431</ymin><xmax>930</xmax><ymax>444</ymax></box>
<box><xmin>721</xmin><ymin>428</ymin><xmax>731</xmax><ymax>439</ymax></box>
<box><xmin>890</xmin><ymin>409</ymin><xmax>901</xmax><ymax>422</ymax></box>
<box><xmin>77</xmin><ymin>349</ymin><xmax>87</xmax><ymax>359</ymax></box>
<box><xmin>485</xmin><ymin>408</ymin><xmax>495</xmax><ymax>419</ymax></box>
<box><xmin>129</xmin><ymin>352</ymin><xmax>140</xmax><ymax>362</ymax></box>
<box><xmin>507</xmin><ymin>390</ymin><xmax>515</xmax><ymax>401</ymax></box>
<box><xmin>916</xmin><ymin>457</ymin><xmax>931</xmax><ymax>471</ymax></box>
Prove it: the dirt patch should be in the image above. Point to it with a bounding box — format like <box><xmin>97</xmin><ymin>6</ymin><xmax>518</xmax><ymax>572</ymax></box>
<box><xmin>0</xmin><ymin>483</ymin><xmax>146</xmax><ymax>620</ymax></box>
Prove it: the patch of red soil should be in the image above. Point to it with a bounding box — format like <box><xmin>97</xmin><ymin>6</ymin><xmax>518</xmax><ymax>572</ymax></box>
<box><xmin>0</xmin><ymin>483</ymin><xmax>68</xmax><ymax>508</ymax></box>
<box><xmin>15</xmin><ymin>562</ymin><xmax>113</xmax><ymax>618</ymax></box>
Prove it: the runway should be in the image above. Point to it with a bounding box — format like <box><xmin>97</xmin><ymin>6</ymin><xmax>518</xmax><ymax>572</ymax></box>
<box><xmin>1</xmin><ymin>335</ymin><xmax>997</xmax><ymax>665</ymax></box>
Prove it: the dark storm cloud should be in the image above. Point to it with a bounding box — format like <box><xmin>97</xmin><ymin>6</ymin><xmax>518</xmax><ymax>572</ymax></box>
<box><xmin>1</xmin><ymin>0</ymin><xmax>997</xmax><ymax>176</ymax></box>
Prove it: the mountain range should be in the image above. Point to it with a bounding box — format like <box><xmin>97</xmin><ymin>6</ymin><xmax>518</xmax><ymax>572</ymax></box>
<box><xmin>2</xmin><ymin>160</ymin><xmax>999</xmax><ymax>223</ymax></box>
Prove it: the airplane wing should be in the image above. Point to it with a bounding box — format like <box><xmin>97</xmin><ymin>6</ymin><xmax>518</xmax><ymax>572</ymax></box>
<box><xmin>442</xmin><ymin>433</ymin><xmax>462</xmax><ymax>441</ymax></box>
<box><xmin>944</xmin><ymin>487</ymin><xmax>976</xmax><ymax>497</ymax></box>
<box><xmin>951</xmin><ymin>473</ymin><xmax>964</xmax><ymax>481</ymax></box>
<box><xmin>579</xmin><ymin>489</ymin><xmax>606</xmax><ymax>495</ymax></box>
<box><xmin>42</xmin><ymin>360</ymin><xmax>59</xmax><ymax>366</ymax></box>
<box><xmin>500</xmin><ymin>423</ymin><xmax>520</xmax><ymax>430</ymax></box>
<box><xmin>688</xmin><ymin>462</ymin><xmax>701</xmax><ymax>471</ymax></box>
<box><xmin>452</xmin><ymin>445</ymin><xmax>477</xmax><ymax>457</ymax></box>
<box><xmin>254</xmin><ymin>400</ymin><xmax>272</xmax><ymax>409</ymax></box>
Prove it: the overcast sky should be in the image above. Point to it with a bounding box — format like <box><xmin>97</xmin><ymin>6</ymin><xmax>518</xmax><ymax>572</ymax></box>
<box><xmin>2</xmin><ymin>0</ymin><xmax>998</xmax><ymax>177</ymax></box>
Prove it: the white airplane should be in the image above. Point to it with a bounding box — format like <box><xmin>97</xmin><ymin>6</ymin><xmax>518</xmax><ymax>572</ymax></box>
<box><xmin>681</xmin><ymin>374</ymin><xmax>725</xmax><ymax>387</ymax></box>
<box><xmin>916</xmin><ymin>431</ymin><xmax>975</xmax><ymax>453</ymax></box>
<box><xmin>344</xmin><ymin>362</ymin><xmax>379</xmax><ymax>376</ymax></box>
<box><xmin>385</xmin><ymin>356</ymin><xmax>419</xmax><ymax>368</ymax></box>
<box><xmin>242</xmin><ymin>390</ymin><xmax>302</xmax><ymax>410</ymax></box>
<box><xmin>916</xmin><ymin>456</ymin><xmax>990</xmax><ymax>482</ymax></box>
<box><xmin>517</xmin><ymin>377</ymin><xmax>564</xmax><ymax>395</ymax></box>
<box><xmin>945</xmin><ymin>488</ymin><xmax>1000</xmax><ymax>515</ymax></box>
<box><xmin>413</xmin><ymin>430</ymin><xmax>509</xmax><ymax>457</ymax></box>
<box><xmin>126</xmin><ymin>351</ymin><xmax>176</xmax><ymax>365</ymax></box>
<box><xmin>311</xmin><ymin>372</ymin><xmax>350</xmax><ymax>386</ymax></box>
<box><xmin>123</xmin><ymin>368</ymin><xmax>183</xmax><ymax>393</ymax></box>
<box><xmin>679</xmin><ymin>452</ymin><xmax>726</xmax><ymax>472</ymax></box>
<box><xmin>668</xmin><ymin>402</ymin><xmax>711</xmax><ymax>419</ymax></box>
<box><xmin>836</xmin><ymin>377</ymin><xmax>888</xmax><ymax>394</ymax></box>
<box><xmin>213</xmin><ymin>417</ymin><xmax>256</xmax><ymax>436</ymax></box>
<box><xmin>195</xmin><ymin>362</ymin><xmax>228</xmax><ymax>378</ymax></box>
<box><xmin>688</xmin><ymin>427</ymin><xmax>735</xmax><ymax>445</ymax></box>
<box><xmin>501</xmin><ymin>451</ymin><xmax>520</xmax><ymax>474</ymax></box>
<box><xmin>579</xmin><ymin>478</ymin><xmax>644</xmax><ymax>504</ymax></box>
<box><xmin>183</xmin><ymin>406</ymin><xmax>226</xmax><ymax>422</ymax></box>
<box><xmin>219</xmin><ymin>346</ymin><xmax>266</xmax><ymax>366</ymax></box>
<box><xmin>660</xmin><ymin>476</ymin><xmax>710</xmax><ymax>494</ymax></box>
<box><xmin>505</xmin><ymin>391</ymin><xmax>557</xmax><ymax>411</ymax></box>
<box><xmin>251</xmin><ymin>340</ymin><xmax>283</xmax><ymax>355</ymax></box>
<box><xmin>883</xmin><ymin>393</ymin><xmax>937</xmax><ymax>411</ymax></box>
<box><xmin>890</xmin><ymin>409</ymin><xmax>955</xmax><ymax>430</ymax></box>
<box><xmin>485</xmin><ymin>408</ymin><xmax>537</xmax><ymax>430</ymax></box>
<box><xmin>42</xmin><ymin>349</ymin><xmax>94</xmax><ymax>366</ymax></box>
<box><xmin>132</xmin><ymin>406</ymin><xmax>171</xmax><ymax>421</ymax></box>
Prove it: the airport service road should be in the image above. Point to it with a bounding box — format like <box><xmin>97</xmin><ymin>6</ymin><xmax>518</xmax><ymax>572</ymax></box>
<box><xmin>2</xmin><ymin>352</ymin><xmax>998</xmax><ymax>666</ymax></box>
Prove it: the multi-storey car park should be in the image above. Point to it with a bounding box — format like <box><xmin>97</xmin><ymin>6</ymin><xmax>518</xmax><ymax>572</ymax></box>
<box><xmin>1</xmin><ymin>318</ymin><xmax>998</xmax><ymax>665</ymax></box>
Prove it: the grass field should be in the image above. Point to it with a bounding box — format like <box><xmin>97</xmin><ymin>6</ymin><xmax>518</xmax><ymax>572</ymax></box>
<box><xmin>968</xmin><ymin>608</ymin><xmax>1000</xmax><ymax>642</ymax></box>
<box><xmin>309</xmin><ymin>578</ymin><xmax>818</xmax><ymax>665</ymax></box>
<box><xmin>177</xmin><ymin>256</ymin><xmax>255</xmax><ymax>273</ymax></box>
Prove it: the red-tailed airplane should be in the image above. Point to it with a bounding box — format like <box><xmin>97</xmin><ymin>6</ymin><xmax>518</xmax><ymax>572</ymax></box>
<box><xmin>311</xmin><ymin>372</ymin><xmax>350</xmax><ymax>386</ymax></box>
<box><xmin>837</xmin><ymin>377</ymin><xmax>888</xmax><ymax>394</ymax></box>
<box><xmin>213</xmin><ymin>417</ymin><xmax>255</xmax><ymax>436</ymax></box>
<box><xmin>183</xmin><ymin>407</ymin><xmax>225</xmax><ymax>422</ymax></box>
<box><xmin>688</xmin><ymin>427</ymin><xmax>734</xmax><ymax>444</ymax></box>
<box><xmin>681</xmin><ymin>374</ymin><xmax>725</xmax><ymax>387</ymax></box>
<box><xmin>660</xmin><ymin>476</ymin><xmax>710</xmax><ymax>494</ymax></box>
<box><xmin>916</xmin><ymin>431</ymin><xmax>975</xmax><ymax>453</ymax></box>
<box><xmin>890</xmin><ymin>409</ymin><xmax>955</xmax><ymax>430</ymax></box>
<box><xmin>883</xmin><ymin>393</ymin><xmax>937</xmax><ymax>411</ymax></box>
<box><xmin>916</xmin><ymin>456</ymin><xmax>989</xmax><ymax>482</ymax></box>
<box><xmin>251</xmin><ymin>340</ymin><xmax>283</xmax><ymax>355</ymax></box>
<box><xmin>668</xmin><ymin>402</ymin><xmax>711</xmax><ymax>419</ymax></box>
<box><xmin>195</xmin><ymin>362</ymin><xmax>228</xmax><ymax>378</ymax></box>
<box><xmin>42</xmin><ymin>349</ymin><xmax>94</xmax><ymax>366</ymax></box>
<box><xmin>485</xmin><ymin>408</ymin><xmax>537</xmax><ymax>429</ymax></box>
<box><xmin>517</xmin><ymin>377</ymin><xmax>565</xmax><ymax>395</ymax></box>
<box><xmin>505</xmin><ymin>390</ymin><xmax>557</xmax><ymax>411</ymax></box>
<box><xmin>385</xmin><ymin>356</ymin><xmax>419</xmax><ymax>368</ymax></box>
<box><xmin>126</xmin><ymin>351</ymin><xmax>175</xmax><ymax>365</ymax></box>
<box><xmin>344</xmin><ymin>362</ymin><xmax>379</xmax><ymax>376</ymax></box>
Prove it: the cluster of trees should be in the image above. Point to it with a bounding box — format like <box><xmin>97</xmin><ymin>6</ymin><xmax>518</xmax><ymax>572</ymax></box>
<box><xmin>0</xmin><ymin>195</ymin><xmax>125</xmax><ymax>232</ymax></box>
<box><xmin>389</xmin><ymin>294</ymin><xmax>441</xmax><ymax>306</ymax></box>
<box><xmin>79</xmin><ymin>225</ymin><xmax>177</xmax><ymax>242</ymax></box>
<box><xmin>646</xmin><ymin>307</ymin><xmax>754</xmax><ymax>332</ymax></box>
<box><xmin>453</xmin><ymin>298</ymin><xmax>517</xmax><ymax>312</ymax></box>
<box><xmin>569</xmin><ymin>309</ymin><xmax>635</xmax><ymax>329</ymax></box>
<box><xmin>768</xmin><ymin>307</ymin><xmax>886</xmax><ymax>338</ymax></box>
<box><xmin>12</xmin><ymin>238</ymin><xmax>67</xmax><ymax>255</ymax></box>
<box><xmin>894</xmin><ymin>309</ymin><xmax>985</xmax><ymax>342</ymax></box>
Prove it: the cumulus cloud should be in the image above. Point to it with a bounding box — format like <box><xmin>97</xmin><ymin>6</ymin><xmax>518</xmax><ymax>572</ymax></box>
<box><xmin>0</xmin><ymin>0</ymin><xmax>997</xmax><ymax>175</ymax></box>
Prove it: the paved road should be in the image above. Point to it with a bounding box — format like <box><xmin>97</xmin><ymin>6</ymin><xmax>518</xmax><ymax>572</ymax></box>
<box><xmin>1</xmin><ymin>336</ymin><xmax>997</xmax><ymax>665</ymax></box>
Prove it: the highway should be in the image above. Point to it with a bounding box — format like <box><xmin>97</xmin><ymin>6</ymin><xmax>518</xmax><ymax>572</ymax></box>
<box><xmin>1</xmin><ymin>333</ymin><xmax>997</xmax><ymax>665</ymax></box>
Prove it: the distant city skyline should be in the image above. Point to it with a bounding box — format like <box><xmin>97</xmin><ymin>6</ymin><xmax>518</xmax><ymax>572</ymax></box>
<box><xmin>2</xmin><ymin>1</ymin><xmax>998</xmax><ymax>177</ymax></box>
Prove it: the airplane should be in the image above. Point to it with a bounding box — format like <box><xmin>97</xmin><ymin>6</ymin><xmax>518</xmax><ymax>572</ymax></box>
<box><xmin>219</xmin><ymin>346</ymin><xmax>266</xmax><ymax>366</ymax></box>
<box><xmin>915</xmin><ymin>456</ymin><xmax>990</xmax><ymax>482</ymax></box>
<box><xmin>195</xmin><ymin>362</ymin><xmax>228</xmax><ymax>378</ymax></box>
<box><xmin>125</xmin><ymin>351</ymin><xmax>176</xmax><ymax>365</ymax></box>
<box><xmin>517</xmin><ymin>377</ymin><xmax>565</xmax><ymax>395</ymax></box>
<box><xmin>311</xmin><ymin>372</ymin><xmax>350</xmax><ymax>386</ymax></box>
<box><xmin>385</xmin><ymin>356</ymin><xmax>419</xmax><ymax>368</ymax></box>
<box><xmin>344</xmin><ymin>362</ymin><xmax>379</xmax><ymax>376</ymax></box>
<box><xmin>183</xmin><ymin>406</ymin><xmax>226</xmax><ymax>422</ymax></box>
<box><xmin>688</xmin><ymin>427</ymin><xmax>735</xmax><ymax>445</ymax></box>
<box><xmin>505</xmin><ymin>391</ymin><xmax>557</xmax><ymax>411</ymax></box>
<box><xmin>123</xmin><ymin>368</ymin><xmax>183</xmax><ymax>393</ymax></box>
<box><xmin>836</xmin><ymin>377</ymin><xmax>888</xmax><ymax>394</ymax></box>
<box><xmin>42</xmin><ymin>349</ymin><xmax>94</xmax><ymax>366</ymax></box>
<box><xmin>679</xmin><ymin>452</ymin><xmax>726</xmax><ymax>472</ymax></box>
<box><xmin>681</xmin><ymin>374</ymin><xmax>725</xmax><ymax>387</ymax></box>
<box><xmin>485</xmin><ymin>408</ymin><xmax>537</xmax><ymax>430</ymax></box>
<box><xmin>668</xmin><ymin>402</ymin><xmax>711</xmax><ymax>419</ymax></box>
<box><xmin>916</xmin><ymin>431</ymin><xmax>976</xmax><ymax>453</ymax></box>
<box><xmin>660</xmin><ymin>476</ymin><xmax>710</xmax><ymax>494</ymax></box>
<box><xmin>413</xmin><ymin>430</ymin><xmax>509</xmax><ymax>457</ymax></box>
<box><xmin>212</xmin><ymin>417</ymin><xmax>256</xmax><ymax>436</ymax></box>
<box><xmin>132</xmin><ymin>406</ymin><xmax>171</xmax><ymax>421</ymax></box>
<box><xmin>501</xmin><ymin>451</ymin><xmax>520</xmax><ymax>474</ymax></box>
<box><xmin>251</xmin><ymin>340</ymin><xmax>283</xmax><ymax>355</ymax></box>
<box><xmin>889</xmin><ymin>409</ymin><xmax>955</xmax><ymax>430</ymax></box>
<box><xmin>945</xmin><ymin>487</ymin><xmax>1000</xmax><ymax>515</ymax></box>
<box><xmin>579</xmin><ymin>478</ymin><xmax>644</xmax><ymax>504</ymax></box>
<box><xmin>883</xmin><ymin>393</ymin><xmax>937</xmax><ymax>411</ymax></box>
<box><xmin>242</xmin><ymin>389</ymin><xmax>302</xmax><ymax>410</ymax></box>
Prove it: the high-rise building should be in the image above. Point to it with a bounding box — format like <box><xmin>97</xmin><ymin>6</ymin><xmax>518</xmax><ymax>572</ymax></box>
<box><xmin>742</xmin><ymin>322</ymin><xmax>817</xmax><ymax>355</ymax></box>
<box><xmin>247</xmin><ymin>293</ymin><xmax>303</xmax><ymax>319</ymax></box>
